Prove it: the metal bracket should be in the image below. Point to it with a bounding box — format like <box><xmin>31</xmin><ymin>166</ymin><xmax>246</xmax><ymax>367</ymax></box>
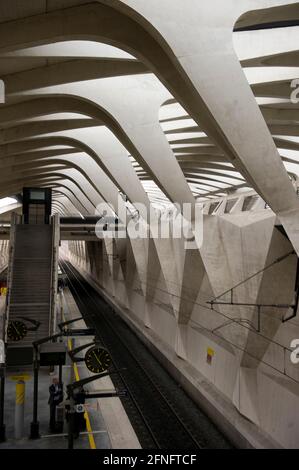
<box><xmin>67</xmin><ymin>369</ymin><xmax>125</xmax><ymax>394</ymax></box>
<box><xmin>15</xmin><ymin>316</ymin><xmax>40</xmax><ymax>332</ymax></box>
<box><xmin>208</xmin><ymin>251</ymin><xmax>298</xmax><ymax>330</ymax></box>
<box><xmin>68</xmin><ymin>341</ymin><xmax>97</xmax><ymax>363</ymax></box>
<box><xmin>58</xmin><ymin>316</ymin><xmax>83</xmax><ymax>331</ymax></box>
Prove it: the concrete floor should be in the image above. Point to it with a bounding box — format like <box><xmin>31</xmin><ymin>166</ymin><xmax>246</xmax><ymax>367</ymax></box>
<box><xmin>0</xmin><ymin>359</ymin><xmax>111</xmax><ymax>449</ymax></box>
<box><xmin>62</xmin><ymin>288</ymin><xmax>141</xmax><ymax>449</ymax></box>
<box><xmin>0</xmin><ymin>286</ymin><xmax>140</xmax><ymax>450</ymax></box>
<box><xmin>0</xmin><ymin>302</ymin><xmax>111</xmax><ymax>449</ymax></box>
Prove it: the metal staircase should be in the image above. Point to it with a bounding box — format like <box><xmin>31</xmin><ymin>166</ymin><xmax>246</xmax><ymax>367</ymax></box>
<box><xmin>4</xmin><ymin>214</ymin><xmax>60</xmax><ymax>365</ymax></box>
<box><xmin>8</xmin><ymin>225</ymin><xmax>52</xmax><ymax>346</ymax></box>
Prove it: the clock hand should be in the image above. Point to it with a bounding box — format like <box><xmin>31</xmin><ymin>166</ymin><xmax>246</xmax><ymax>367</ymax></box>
<box><xmin>93</xmin><ymin>351</ymin><xmax>102</xmax><ymax>365</ymax></box>
<box><xmin>13</xmin><ymin>323</ymin><xmax>20</xmax><ymax>336</ymax></box>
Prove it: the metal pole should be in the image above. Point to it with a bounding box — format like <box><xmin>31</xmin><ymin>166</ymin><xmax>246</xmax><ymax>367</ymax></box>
<box><xmin>59</xmin><ymin>364</ymin><xmax>63</xmax><ymax>384</ymax></box>
<box><xmin>257</xmin><ymin>306</ymin><xmax>261</xmax><ymax>333</ymax></box>
<box><xmin>59</xmin><ymin>292</ymin><xmax>64</xmax><ymax>385</ymax></box>
<box><xmin>15</xmin><ymin>380</ymin><xmax>25</xmax><ymax>439</ymax></box>
<box><xmin>67</xmin><ymin>397</ymin><xmax>75</xmax><ymax>450</ymax></box>
<box><xmin>68</xmin><ymin>337</ymin><xmax>75</xmax><ymax>449</ymax></box>
<box><xmin>30</xmin><ymin>350</ymin><xmax>40</xmax><ymax>439</ymax></box>
<box><xmin>0</xmin><ymin>373</ymin><xmax>6</xmax><ymax>442</ymax></box>
<box><xmin>70</xmin><ymin>338</ymin><xmax>75</xmax><ymax>382</ymax></box>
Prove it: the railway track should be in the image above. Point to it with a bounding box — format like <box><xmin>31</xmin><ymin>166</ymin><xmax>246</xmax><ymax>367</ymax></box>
<box><xmin>60</xmin><ymin>260</ymin><xmax>233</xmax><ymax>450</ymax></box>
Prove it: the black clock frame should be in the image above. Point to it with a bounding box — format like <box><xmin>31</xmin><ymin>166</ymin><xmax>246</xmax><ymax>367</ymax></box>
<box><xmin>84</xmin><ymin>346</ymin><xmax>112</xmax><ymax>374</ymax></box>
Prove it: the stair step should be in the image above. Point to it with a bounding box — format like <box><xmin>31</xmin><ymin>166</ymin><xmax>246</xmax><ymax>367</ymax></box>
<box><xmin>7</xmin><ymin>224</ymin><xmax>55</xmax><ymax>350</ymax></box>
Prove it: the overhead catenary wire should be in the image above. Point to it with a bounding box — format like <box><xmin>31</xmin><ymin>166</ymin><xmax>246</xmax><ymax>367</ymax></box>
<box><xmin>65</xmin><ymin>250</ymin><xmax>299</xmax><ymax>385</ymax></box>
<box><xmin>68</xmin><ymin>243</ymin><xmax>299</xmax><ymax>343</ymax></box>
<box><xmin>210</xmin><ymin>250</ymin><xmax>295</xmax><ymax>302</ymax></box>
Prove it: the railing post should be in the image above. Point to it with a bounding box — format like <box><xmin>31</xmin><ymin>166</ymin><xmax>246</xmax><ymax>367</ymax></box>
<box><xmin>30</xmin><ymin>346</ymin><xmax>40</xmax><ymax>439</ymax></box>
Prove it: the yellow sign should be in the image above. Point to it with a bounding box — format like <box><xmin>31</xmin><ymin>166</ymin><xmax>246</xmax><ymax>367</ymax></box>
<box><xmin>10</xmin><ymin>374</ymin><xmax>31</xmax><ymax>382</ymax></box>
<box><xmin>207</xmin><ymin>347</ymin><xmax>215</xmax><ymax>357</ymax></box>
<box><xmin>0</xmin><ymin>287</ymin><xmax>7</xmax><ymax>296</ymax></box>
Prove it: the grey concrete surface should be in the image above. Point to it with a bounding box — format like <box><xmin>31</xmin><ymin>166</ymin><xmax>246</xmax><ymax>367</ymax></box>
<box><xmin>0</xmin><ymin>0</ymin><xmax>299</xmax><ymax>450</ymax></box>
<box><xmin>0</xmin><ymin>335</ymin><xmax>111</xmax><ymax>449</ymax></box>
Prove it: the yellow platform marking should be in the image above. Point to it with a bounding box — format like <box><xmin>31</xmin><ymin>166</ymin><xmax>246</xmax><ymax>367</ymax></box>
<box><xmin>67</xmin><ymin>332</ymin><xmax>96</xmax><ymax>450</ymax></box>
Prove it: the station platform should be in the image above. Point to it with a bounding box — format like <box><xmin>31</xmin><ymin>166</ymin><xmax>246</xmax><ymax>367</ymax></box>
<box><xmin>0</xmin><ymin>288</ymin><xmax>140</xmax><ymax>450</ymax></box>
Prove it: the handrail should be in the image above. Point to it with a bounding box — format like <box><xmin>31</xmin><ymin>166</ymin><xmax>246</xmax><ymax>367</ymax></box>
<box><xmin>0</xmin><ymin>266</ymin><xmax>7</xmax><ymax>345</ymax></box>
<box><xmin>2</xmin><ymin>212</ymin><xmax>18</xmax><ymax>344</ymax></box>
<box><xmin>48</xmin><ymin>213</ymin><xmax>60</xmax><ymax>336</ymax></box>
<box><xmin>49</xmin><ymin>217</ymin><xmax>55</xmax><ymax>335</ymax></box>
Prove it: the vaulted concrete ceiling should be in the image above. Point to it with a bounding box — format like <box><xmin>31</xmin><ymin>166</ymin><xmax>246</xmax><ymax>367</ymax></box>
<box><xmin>0</xmin><ymin>0</ymin><xmax>298</xmax><ymax>248</ymax></box>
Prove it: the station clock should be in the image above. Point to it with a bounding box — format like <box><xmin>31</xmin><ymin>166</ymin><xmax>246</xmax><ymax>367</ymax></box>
<box><xmin>7</xmin><ymin>320</ymin><xmax>28</xmax><ymax>342</ymax></box>
<box><xmin>85</xmin><ymin>346</ymin><xmax>111</xmax><ymax>374</ymax></box>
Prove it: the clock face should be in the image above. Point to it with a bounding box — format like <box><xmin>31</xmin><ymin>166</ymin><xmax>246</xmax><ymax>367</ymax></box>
<box><xmin>85</xmin><ymin>346</ymin><xmax>111</xmax><ymax>374</ymax></box>
<box><xmin>7</xmin><ymin>321</ymin><xmax>28</xmax><ymax>342</ymax></box>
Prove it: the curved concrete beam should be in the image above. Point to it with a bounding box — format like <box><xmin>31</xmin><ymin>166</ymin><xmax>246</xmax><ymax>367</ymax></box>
<box><xmin>0</xmin><ymin>2</ymin><xmax>298</xmax><ymax>250</ymax></box>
